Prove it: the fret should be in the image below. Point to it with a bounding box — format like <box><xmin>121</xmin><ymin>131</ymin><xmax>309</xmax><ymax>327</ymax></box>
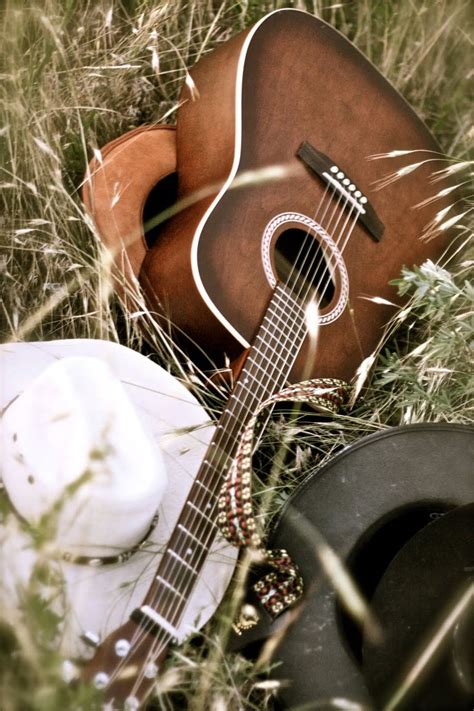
<box><xmin>207</xmin><ymin>423</ymin><xmax>240</xmax><ymax>451</ymax></box>
<box><xmin>155</xmin><ymin>575</ymin><xmax>186</xmax><ymax>601</ymax></box>
<box><xmin>261</xmin><ymin>309</ymin><xmax>305</xmax><ymax>337</ymax></box>
<box><xmin>186</xmin><ymin>500</ymin><xmax>218</xmax><ymax>527</ymax></box>
<box><xmin>264</xmin><ymin>292</ymin><xmax>305</xmax><ymax>318</ymax></box>
<box><xmin>258</xmin><ymin>323</ymin><xmax>291</xmax><ymax>344</ymax></box>
<box><xmin>253</xmin><ymin>332</ymin><xmax>306</xmax><ymax>367</ymax></box>
<box><xmin>242</xmin><ymin>348</ymin><xmax>299</xmax><ymax>381</ymax></box>
<box><xmin>177</xmin><ymin>523</ymin><xmax>207</xmax><ymax>548</ymax></box>
<box><xmin>275</xmin><ymin>280</ymin><xmax>307</xmax><ymax>303</ymax></box>
<box><xmin>232</xmin><ymin>378</ymin><xmax>259</xmax><ymax>400</ymax></box>
<box><xmin>168</xmin><ymin>549</ymin><xmax>198</xmax><ymax>574</ymax></box>
<box><xmin>189</xmin><ymin>455</ymin><xmax>232</xmax><ymax>495</ymax></box>
<box><xmin>193</xmin><ymin>477</ymin><xmax>214</xmax><ymax>496</ymax></box>
<box><xmin>193</xmin><ymin>462</ymin><xmax>224</xmax><ymax>487</ymax></box>
<box><xmin>221</xmin><ymin>407</ymin><xmax>238</xmax><ymax>420</ymax></box>
<box><xmin>261</xmin><ymin>303</ymin><xmax>306</xmax><ymax>333</ymax></box>
<box><xmin>262</xmin><ymin>294</ymin><xmax>303</xmax><ymax>317</ymax></box>
<box><xmin>269</xmin><ymin>285</ymin><xmax>306</xmax><ymax>313</ymax></box>
<box><xmin>189</xmin><ymin>490</ymin><xmax>215</xmax><ymax>516</ymax></box>
<box><xmin>257</xmin><ymin>316</ymin><xmax>305</xmax><ymax>346</ymax></box>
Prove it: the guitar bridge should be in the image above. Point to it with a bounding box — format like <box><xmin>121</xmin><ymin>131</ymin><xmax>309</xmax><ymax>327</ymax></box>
<box><xmin>297</xmin><ymin>141</ymin><xmax>384</xmax><ymax>242</ymax></box>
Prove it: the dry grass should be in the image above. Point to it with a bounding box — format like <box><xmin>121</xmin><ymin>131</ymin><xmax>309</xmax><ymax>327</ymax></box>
<box><xmin>0</xmin><ymin>0</ymin><xmax>472</xmax><ymax>709</ymax></box>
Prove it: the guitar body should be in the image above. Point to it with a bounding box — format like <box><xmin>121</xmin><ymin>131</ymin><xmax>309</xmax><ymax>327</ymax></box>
<box><xmin>141</xmin><ymin>9</ymin><xmax>453</xmax><ymax>381</ymax></box>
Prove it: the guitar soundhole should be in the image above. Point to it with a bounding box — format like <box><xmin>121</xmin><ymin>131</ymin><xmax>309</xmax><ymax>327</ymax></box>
<box><xmin>274</xmin><ymin>228</ymin><xmax>335</xmax><ymax>307</ymax></box>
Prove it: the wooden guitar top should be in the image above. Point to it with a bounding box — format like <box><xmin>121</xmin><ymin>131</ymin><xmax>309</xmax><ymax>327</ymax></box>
<box><xmin>141</xmin><ymin>9</ymin><xmax>454</xmax><ymax>383</ymax></box>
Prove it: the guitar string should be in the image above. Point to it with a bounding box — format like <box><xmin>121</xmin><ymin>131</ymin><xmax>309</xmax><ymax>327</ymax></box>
<box><xmin>301</xmin><ymin>192</ymin><xmax>354</xmax><ymax>309</ymax></box>
<box><xmin>122</xmin><ymin>191</ymin><xmax>361</xmax><ymax>698</ymax></box>
<box><xmin>150</xmin><ymin>184</ymin><xmax>361</xmax><ymax>609</ymax></box>
<box><xmin>105</xmin><ymin>293</ymin><xmax>308</xmax><ymax>695</ymax></box>
<box><xmin>118</xmin><ymin>192</ymin><xmax>361</xmax><ymax>702</ymax></box>
<box><xmin>130</xmin><ymin>200</ymin><xmax>362</xmax><ymax>699</ymax></box>
<box><xmin>102</xmin><ymin>282</ymin><xmax>310</xmax><ymax>692</ymax></box>
<box><xmin>122</xmin><ymin>299</ymin><xmax>315</xmax><ymax>697</ymax></box>
<box><xmin>110</xmin><ymin>185</ymin><xmax>358</xmax><ymax>698</ymax></box>
<box><xmin>107</xmin><ymin>185</ymin><xmax>361</xmax><ymax>698</ymax></box>
<box><xmin>136</xmin><ymin>185</ymin><xmax>340</xmax><ymax>608</ymax></box>
<box><xmin>103</xmin><ymin>184</ymin><xmax>339</xmax><ymax>692</ymax></box>
<box><xmin>150</xmin><ymin>180</ymin><xmax>353</xmax><ymax>589</ymax></box>
<box><xmin>283</xmin><ymin>184</ymin><xmax>341</xmax><ymax>296</ymax></box>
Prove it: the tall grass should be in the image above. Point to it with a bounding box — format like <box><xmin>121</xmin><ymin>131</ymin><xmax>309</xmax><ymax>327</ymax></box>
<box><xmin>1</xmin><ymin>1</ymin><xmax>472</xmax><ymax>709</ymax></box>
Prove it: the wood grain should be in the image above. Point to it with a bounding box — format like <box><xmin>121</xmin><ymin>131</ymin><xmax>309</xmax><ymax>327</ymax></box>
<box><xmin>141</xmin><ymin>9</ymin><xmax>453</xmax><ymax>382</ymax></box>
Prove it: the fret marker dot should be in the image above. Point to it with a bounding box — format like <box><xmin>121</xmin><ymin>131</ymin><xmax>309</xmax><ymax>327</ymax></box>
<box><xmin>186</xmin><ymin>547</ymin><xmax>193</xmax><ymax>556</ymax></box>
<box><xmin>124</xmin><ymin>696</ymin><xmax>140</xmax><ymax>711</ymax></box>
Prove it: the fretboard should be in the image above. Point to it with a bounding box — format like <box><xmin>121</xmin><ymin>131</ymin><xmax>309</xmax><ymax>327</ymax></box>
<box><xmin>140</xmin><ymin>282</ymin><xmax>308</xmax><ymax>633</ymax></box>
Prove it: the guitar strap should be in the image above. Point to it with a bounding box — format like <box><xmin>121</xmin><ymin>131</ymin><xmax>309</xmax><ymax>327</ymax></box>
<box><xmin>217</xmin><ymin>378</ymin><xmax>350</xmax><ymax>620</ymax></box>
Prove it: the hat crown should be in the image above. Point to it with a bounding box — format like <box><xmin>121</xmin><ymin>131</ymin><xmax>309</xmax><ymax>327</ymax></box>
<box><xmin>1</xmin><ymin>356</ymin><xmax>167</xmax><ymax>557</ymax></box>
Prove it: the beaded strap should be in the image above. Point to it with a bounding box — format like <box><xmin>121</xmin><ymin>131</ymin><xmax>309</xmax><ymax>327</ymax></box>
<box><xmin>217</xmin><ymin>378</ymin><xmax>350</xmax><ymax>618</ymax></box>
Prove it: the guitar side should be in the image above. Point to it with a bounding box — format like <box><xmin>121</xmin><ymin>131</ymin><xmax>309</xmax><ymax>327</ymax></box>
<box><xmin>141</xmin><ymin>9</ymin><xmax>454</xmax><ymax>382</ymax></box>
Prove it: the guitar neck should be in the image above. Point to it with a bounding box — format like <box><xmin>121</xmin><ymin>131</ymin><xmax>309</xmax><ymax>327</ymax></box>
<box><xmin>140</xmin><ymin>283</ymin><xmax>307</xmax><ymax>627</ymax></box>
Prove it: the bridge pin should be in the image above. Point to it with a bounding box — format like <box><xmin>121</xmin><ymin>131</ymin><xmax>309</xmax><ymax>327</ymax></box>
<box><xmin>360</xmin><ymin>196</ymin><xmax>368</xmax><ymax>204</ymax></box>
<box><xmin>330</xmin><ymin>165</ymin><xmax>339</xmax><ymax>173</ymax></box>
<box><xmin>349</xmin><ymin>184</ymin><xmax>356</xmax><ymax>191</ymax></box>
<box><xmin>342</xmin><ymin>178</ymin><xmax>350</xmax><ymax>185</ymax></box>
<box><xmin>354</xmin><ymin>190</ymin><xmax>361</xmax><ymax>198</ymax></box>
<box><xmin>337</xmin><ymin>171</ymin><xmax>344</xmax><ymax>179</ymax></box>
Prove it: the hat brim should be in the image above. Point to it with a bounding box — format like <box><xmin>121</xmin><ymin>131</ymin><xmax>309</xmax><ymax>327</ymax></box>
<box><xmin>82</xmin><ymin>125</ymin><xmax>177</xmax><ymax>302</ymax></box>
<box><xmin>245</xmin><ymin>424</ymin><xmax>474</xmax><ymax>707</ymax></box>
<box><xmin>0</xmin><ymin>339</ymin><xmax>237</xmax><ymax>659</ymax></box>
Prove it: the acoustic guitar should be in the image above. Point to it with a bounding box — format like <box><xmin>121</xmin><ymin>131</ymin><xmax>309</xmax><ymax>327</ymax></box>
<box><xmin>139</xmin><ymin>8</ymin><xmax>454</xmax><ymax>384</ymax></box>
<box><xmin>81</xmin><ymin>9</ymin><xmax>455</xmax><ymax>709</ymax></box>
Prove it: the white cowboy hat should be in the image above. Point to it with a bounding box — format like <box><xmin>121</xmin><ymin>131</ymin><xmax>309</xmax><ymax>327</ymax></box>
<box><xmin>0</xmin><ymin>339</ymin><xmax>237</xmax><ymax>660</ymax></box>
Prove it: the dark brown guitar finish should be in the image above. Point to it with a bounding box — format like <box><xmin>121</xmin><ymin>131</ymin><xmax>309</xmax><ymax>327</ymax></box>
<box><xmin>141</xmin><ymin>9</ymin><xmax>453</xmax><ymax>383</ymax></box>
